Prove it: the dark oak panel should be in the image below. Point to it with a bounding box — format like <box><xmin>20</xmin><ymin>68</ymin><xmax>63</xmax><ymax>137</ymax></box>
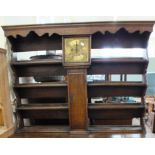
<box><xmin>12</xmin><ymin>58</ymin><xmax>148</xmax><ymax>78</ymax></box>
<box><xmin>88</xmin><ymin>125</ymin><xmax>143</xmax><ymax>134</ymax></box>
<box><xmin>88</xmin><ymin>58</ymin><xmax>148</xmax><ymax>74</ymax></box>
<box><xmin>17</xmin><ymin>104</ymin><xmax>68</xmax><ymax>119</ymax></box>
<box><xmin>12</xmin><ymin>59</ymin><xmax>146</xmax><ymax>86</ymax></box>
<box><xmin>88</xmin><ymin>82</ymin><xmax>147</xmax><ymax>97</ymax></box>
<box><xmin>8</xmin><ymin>32</ymin><xmax>62</xmax><ymax>52</ymax></box>
<box><xmin>88</xmin><ymin>104</ymin><xmax>145</xmax><ymax>119</ymax></box>
<box><xmin>11</xmin><ymin>60</ymin><xmax>66</xmax><ymax>77</ymax></box>
<box><xmin>28</xmin><ymin>98</ymin><xmax>66</xmax><ymax>103</ymax></box>
<box><xmin>13</xmin><ymin>64</ymin><xmax>66</xmax><ymax>77</ymax></box>
<box><xmin>14</xmin><ymin>83</ymin><xmax>67</xmax><ymax>99</ymax></box>
<box><xmin>91</xmin><ymin>119</ymin><xmax>132</xmax><ymax>125</ymax></box>
<box><xmin>67</xmin><ymin>69</ymin><xmax>88</xmax><ymax>130</ymax></box>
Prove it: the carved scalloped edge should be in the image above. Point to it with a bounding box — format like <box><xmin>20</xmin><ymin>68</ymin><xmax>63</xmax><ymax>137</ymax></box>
<box><xmin>3</xmin><ymin>22</ymin><xmax>154</xmax><ymax>38</ymax></box>
<box><xmin>13</xmin><ymin>31</ymin><xmax>61</xmax><ymax>38</ymax></box>
<box><xmin>7</xmin><ymin>29</ymin><xmax>151</xmax><ymax>40</ymax></box>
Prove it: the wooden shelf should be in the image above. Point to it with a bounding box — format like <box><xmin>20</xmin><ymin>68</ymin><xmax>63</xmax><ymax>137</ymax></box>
<box><xmin>88</xmin><ymin>82</ymin><xmax>146</xmax><ymax>97</ymax></box>
<box><xmin>88</xmin><ymin>82</ymin><xmax>146</xmax><ymax>87</ymax></box>
<box><xmin>17</xmin><ymin>103</ymin><xmax>144</xmax><ymax>120</ymax></box>
<box><xmin>11</xmin><ymin>57</ymin><xmax>148</xmax><ymax>65</ymax></box>
<box><xmin>88</xmin><ymin>103</ymin><xmax>145</xmax><ymax>120</ymax></box>
<box><xmin>17</xmin><ymin>103</ymin><xmax>68</xmax><ymax>119</ymax></box>
<box><xmin>11</xmin><ymin>60</ymin><xmax>66</xmax><ymax>77</ymax></box>
<box><xmin>14</xmin><ymin>82</ymin><xmax>67</xmax><ymax>88</ymax></box>
<box><xmin>16</xmin><ymin>125</ymin><xmax>70</xmax><ymax>133</ymax></box>
<box><xmin>88</xmin><ymin>125</ymin><xmax>143</xmax><ymax>133</ymax></box>
<box><xmin>17</xmin><ymin>103</ymin><xmax>68</xmax><ymax>110</ymax></box>
<box><xmin>89</xmin><ymin>58</ymin><xmax>148</xmax><ymax>74</ymax></box>
<box><xmin>92</xmin><ymin>58</ymin><xmax>148</xmax><ymax>63</ymax></box>
<box><xmin>12</xmin><ymin>58</ymin><xmax>148</xmax><ymax>77</ymax></box>
<box><xmin>14</xmin><ymin>125</ymin><xmax>142</xmax><ymax>134</ymax></box>
<box><xmin>11</xmin><ymin>59</ymin><xmax>62</xmax><ymax>65</ymax></box>
<box><xmin>14</xmin><ymin>82</ymin><xmax>68</xmax><ymax>99</ymax></box>
<box><xmin>88</xmin><ymin>103</ymin><xmax>144</xmax><ymax>109</ymax></box>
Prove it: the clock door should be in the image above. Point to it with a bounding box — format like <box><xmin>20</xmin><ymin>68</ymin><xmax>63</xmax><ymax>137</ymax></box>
<box><xmin>63</xmin><ymin>35</ymin><xmax>91</xmax><ymax>66</ymax></box>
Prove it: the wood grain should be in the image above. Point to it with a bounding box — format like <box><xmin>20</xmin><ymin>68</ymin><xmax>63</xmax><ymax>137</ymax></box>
<box><xmin>0</xmin><ymin>49</ymin><xmax>14</xmax><ymax>137</ymax></box>
<box><xmin>67</xmin><ymin>69</ymin><xmax>88</xmax><ymax>130</ymax></box>
<box><xmin>2</xmin><ymin>21</ymin><xmax>154</xmax><ymax>38</ymax></box>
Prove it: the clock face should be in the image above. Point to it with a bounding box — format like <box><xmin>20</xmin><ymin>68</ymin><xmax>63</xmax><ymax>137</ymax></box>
<box><xmin>63</xmin><ymin>37</ymin><xmax>90</xmax><ymax>64</ymax></box>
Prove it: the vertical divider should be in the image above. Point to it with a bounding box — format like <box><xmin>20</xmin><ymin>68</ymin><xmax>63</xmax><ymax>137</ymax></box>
<box><xmin>67</xmin><ymin>68</ymin><xmax>88</xmax><ymax>133</ymax></box>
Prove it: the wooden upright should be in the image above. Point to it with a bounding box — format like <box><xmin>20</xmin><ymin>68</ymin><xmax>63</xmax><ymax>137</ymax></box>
<box><xmin>0</xmin><ymin>48</ymin><xmax>14</xmax><ymax>137</ymax></box>
<box><xmin>67</xmin><ymin>69</ymin><xmax>88</xmax><ymax>131</ymax></box>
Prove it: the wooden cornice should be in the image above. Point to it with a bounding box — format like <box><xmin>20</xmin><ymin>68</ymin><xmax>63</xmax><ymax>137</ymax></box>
<box><xmin>2</xmin><ymin>21</ymin><xmax>155</xmax><ymax>38</ymax></box>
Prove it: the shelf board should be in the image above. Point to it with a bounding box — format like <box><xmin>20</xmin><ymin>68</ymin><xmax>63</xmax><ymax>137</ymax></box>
<box><xmin>89</xmin><ymin>103</ymin><xmax>144</xmax><ymax>110</ymax></box>
<box><xmin>16</xmin><ymin>82</ymin><xmax>145</xmax><ymax>88</ymax></box>
<box><xmin>12</xmin><ymin>58</ymin><xmax>148</xmax><ymax>66</ymax></box>
<box><xmin>12</xmin><ymin>58</ymin><xmax>148</xmax><ymax>76</ymax></box>
<box><xmin>88</xmin><ymin>103</ymin><xmax>145</xmax><ymax>119</ymax></box>
<box><xmin>88</xmin><ymin>82</ymin><xmax>147</xmax><ymax>97</ymax></box>
<box><xmin>92</xmin><ymin>58</ymin><xmax>148</xmax><ymax>63</ymax></box>
<box><xmin>88</xmin><ymin>82</ymin><xmax>146</xmax><ymax>87</ymax></box>
<box><xmin>11</xmin><ymin>60</ymin><xmax>66</xmax><ymax>77</ymax></box>
<box><xmin>89</xmin><ymin>58</ymin><xmax>148</xmax><ymax>74</ymax></box>
<box><xmin>14</xmin><ymin>82</ymin><xmax>68</xmax><ymax>99</ymax></box>
<box><xmin>17</xmin><ymin>103</ymin><xmax>69</xmax><ymax>119</ymax></box>
<box><xmin>11</xmin><ymin>59</ymin><xmax>62</xmax><ymax>65</ymax></box>
<box><xmin>14</xmin><ymin>82</ymin><xmax>67</xmax><ymax>88</ymax></box>
<box><xmin>15</xmin><ymin>125</ymin><xmax>143</xmax><ymax>134</ymax></box>
<box><xmin>16</xmin><ymin>125</ymin><xmax>70</xmax><ymax>133</ymax></box>
<box><xmin>17</xmin><ymin>103</ymin><xmax>68</xmax><ymax>110</ymax></box>
<box><xmin>88</xmin><ymin>125</ymin><xmax>143</xmax><ymax>133</ymax></box>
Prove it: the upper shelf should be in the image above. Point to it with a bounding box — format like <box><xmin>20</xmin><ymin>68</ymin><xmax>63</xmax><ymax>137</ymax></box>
<box><xmin>2</xmin><ymin>21</ymin><xmax>155</xmax><ymax>52</ymax></box>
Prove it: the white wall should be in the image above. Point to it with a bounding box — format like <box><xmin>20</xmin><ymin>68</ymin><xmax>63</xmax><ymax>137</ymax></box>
<box><xmin>0</xmin><ymin>16</ymin><xmax>36</xmax><ymax>49</ymax></box>
<box><xmin>2</xmin><ymin>16</ymin><xmax>155</xmax><ymax>26</ymax></box>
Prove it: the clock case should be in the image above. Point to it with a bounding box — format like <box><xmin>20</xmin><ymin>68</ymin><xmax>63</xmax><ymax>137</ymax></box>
<box><xmin>62</xmin><ymin>35</ymin><xmax>91</xmax><ymax>67</ymax></box>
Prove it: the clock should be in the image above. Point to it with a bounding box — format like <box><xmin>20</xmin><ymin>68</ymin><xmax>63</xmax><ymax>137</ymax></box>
<box><xmin>63</xmin><ymin>35</ymin><xmax>91</xmax><ymax>66</ymax></box>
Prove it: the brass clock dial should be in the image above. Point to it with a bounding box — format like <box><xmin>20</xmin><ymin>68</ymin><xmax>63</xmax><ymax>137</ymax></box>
<box><xmin>63</xmin><ymin>36</ymin><xmax>90</xmax><ymax>64</ymax></box>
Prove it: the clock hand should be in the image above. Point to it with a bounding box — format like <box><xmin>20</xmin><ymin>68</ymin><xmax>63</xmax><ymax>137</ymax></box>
<box><xmin>76</xmin><ymin>41</ymin><xmax>78</xmax><ymax>53</ymax></box>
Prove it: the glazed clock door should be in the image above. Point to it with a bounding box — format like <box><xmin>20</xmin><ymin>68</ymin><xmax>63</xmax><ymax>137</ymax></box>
<box><xmin>63</xmin><ymin>36</ymin><xmax>91</xmax><ymax>66</ymax></box>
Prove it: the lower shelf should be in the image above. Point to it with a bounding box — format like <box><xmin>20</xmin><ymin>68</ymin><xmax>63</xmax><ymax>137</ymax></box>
<box><xmin>15</xmin><ymin>125</ymin><xmax>143</xmax><ymax>134</ymax></box>
<box><xmin>16</xmin><ymin>125</ymin><xmax>70</xmax><ymax>133</ymax></box>
<box><xmin>88</xmin><ymin>125</ymin><xmax>143</xmax><ymax>133</ymax></box>
<box><xmin>17</xmin><ymin>103</ymin><xmax>144</xmax><ymax>120</ymax></box>
<box><xmin>89</xmin><ymin>103</ymin><xmax>145</xmax><ymax>120</ymax></box>
<box><xmin>17</xmin><ymin>103</ymin><xmax>68</xmax><ymax>120</ymax></box>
